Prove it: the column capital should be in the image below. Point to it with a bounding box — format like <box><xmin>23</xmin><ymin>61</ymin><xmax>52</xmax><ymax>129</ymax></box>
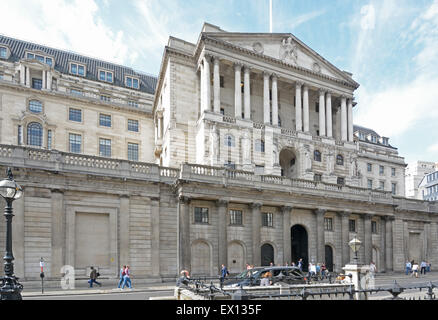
<box><xmin>249</xmin><ymin>202</ymin><xmax>263</xmax><ymax>209</ymax></box>
<box><xmin>213</xmin><ymin>55</ymin><xmax>221</xmax><ymax>64</ymax></box>
<box><xmin>203</xmin><ymin>53</ymin><xmax>213</xmax><ymax>62</ymax></box>
<box><xmin>318</xmin><ymin>88</ymin><xmax>326</xmax><ymax>95</ymax></box>
<box><xmin>326</xmin><ymin>90</ymin><xmax>333</xmax><ymax>97</ymax></box>
<box><xmin>243</xmin><ymin>64</ymin><xmax>252</xmax><ymax>72</ymax></box>
<box><xmin>302</xmin><ymin>83</ymin><xmax>309</xmax><ymax>90</ymax></box>
<box><xmin>215</xmin><ymin>199</ymin><xmax>229</xmax><ymax>207</ymax></box>
<box><xmin>314</xmin><ymin>208</ymin><xmax>326</xmax><ymax>216</ymax></box>
<box><xmin>234</xmin><ymin>62</ymin><xmax>243</xmax><ymax>70</ymax></box>
<box><xmin>364</xmin><ymin>213</ymin><xmax>374</xmax><ymax>220</ymax></box>
<box><xmin>271</xmin><ymin>73</ymin><xmax>278</xmax><ymax>80</ymax></box>
<box><xmin>383</xmin><ymin>215</ymin><xmax>395</xmax><ymax>221</ymax></box>
<box><xmin>263</xmin><ymin>70</ymin><xmax>271</xmax><ymax>78</ymax></box>
<box><xmin>340</xmin><ymin>94</ymin><xmax>347</xmax><ymax>100</ymax></box>
<box><xmin>178</xmin><ymin>195</ymin><xmax>191</xmax><ymax>204</ymax></box>
<box><xmin>295</xmin><ymin>80</ymin><xmax>304</xmax><ymax>87</ymax></box>
<box><xmin>338</xmin><ymin>210</ymin><xmax>351</xmax><ymax>218</ymax></box>
<box><xmin>281</xmin><ymin>205</ymin><xmax>293</xmax><ymax>213</ymax></box>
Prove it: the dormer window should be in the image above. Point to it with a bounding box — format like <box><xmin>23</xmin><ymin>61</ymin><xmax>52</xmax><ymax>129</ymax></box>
<box><xmin>0</xmin><ymin>46</ymin><xmax>7</xmax><ymax>59</ymax></box>
<box><xmin>125</xmin><ymin>76</ymin><xmax>139</xmax><ymax>89</ymax></box>
<box><xmin>99</xmin><ymin>69</ymin><xmax>113</xmax><ymax>83</ymax></box>
<box><xmin>70</xmin><ymin>62</ymin><xmax>86</xmax><ymax>76</ymax></box>
<box><xmin>26</xmin><ymin>52</ymin><xmax>53</xmax><ymax>66</ymax></box>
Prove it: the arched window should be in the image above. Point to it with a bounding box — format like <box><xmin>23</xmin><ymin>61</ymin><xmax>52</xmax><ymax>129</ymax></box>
<box><xmin>336</xmin><ymin>154</ymin><xmax>344</xmax><ymax>165</ymax></box>
<box><xmin>255</xmin><ymin>139</ymin><xmax>265</xmax><ymax>152</ymax></box>
<box><xmin>29</xmin><ymin>100</ymin><xmax>43</xmax><ymax>113</ymax></box>
<box><xmin>27</xmin><ymin>122</ymin><xmax>43</xmax><ymax>146</ymax></box>
<box><xmin>314</xmin><ymin>150</ymin><xmax>321</xmax><ymax>162</ymax></box>
<box><xmin>225</xmin><ymin>134</ymin><xmax>235</xmax><ymax>147</ymax></box>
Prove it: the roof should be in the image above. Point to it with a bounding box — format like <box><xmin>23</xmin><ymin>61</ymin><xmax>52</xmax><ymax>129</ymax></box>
<box><xmin>0</xmin><ymin>35</ymin><xmax>158</xmax><ymax>95</ymax></box>
<box><xmin>353</xmin><ymin>125</ymin><xmax>381</xmax><ymax>137</ymax></box>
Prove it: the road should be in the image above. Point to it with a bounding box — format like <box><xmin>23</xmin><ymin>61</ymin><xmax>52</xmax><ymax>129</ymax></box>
<box><xmin>24</xmin><ymin>289</ymin><xmax>175</xmax><ymax>300</ymax></box>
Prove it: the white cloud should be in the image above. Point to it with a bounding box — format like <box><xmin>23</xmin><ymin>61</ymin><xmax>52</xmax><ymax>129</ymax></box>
<box><xmin>0</xmin><ymin>0</ymin><xmax>133</xmax><ymax>66</ymax></box>
<box><xmin>290</xmin><ymin>9</ymin><xmax>326</xmax><ymax>30</ymax></box>
<box><xmin>360</xmin><ymin>5</ymin><xmax>375</xmax><ymax>30</ymax></box>
<box><xmin>427</xmin><ymin>143</ymin><xmax>438</xmax><ymax>153</ymax></box>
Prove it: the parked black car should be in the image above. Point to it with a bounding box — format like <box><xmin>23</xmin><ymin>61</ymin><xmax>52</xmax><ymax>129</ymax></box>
<box><xmin>223</xmin><ymin>266</ymin><xmax>306</xmax><ymax>287</ymax></box>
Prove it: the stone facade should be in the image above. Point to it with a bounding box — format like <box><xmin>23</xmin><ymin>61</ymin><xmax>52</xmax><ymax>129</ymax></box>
<box><xmin>0</xmin><ymin>23</ymin><xmax>437</xmax><ymax>281</ymax></box>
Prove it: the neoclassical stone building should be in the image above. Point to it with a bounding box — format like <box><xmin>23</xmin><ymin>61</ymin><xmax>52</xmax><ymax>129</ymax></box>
<box><xmin>0</xmin><ymin>23</ymin><xmax>436</xmax><ymax>281</ymax></box>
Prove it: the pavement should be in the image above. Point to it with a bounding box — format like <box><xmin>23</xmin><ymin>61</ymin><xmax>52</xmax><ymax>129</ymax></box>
<box><xmin>19</xmin><ymin>271</ymin><xmax>438</xmax><ymax>299</ymax></box>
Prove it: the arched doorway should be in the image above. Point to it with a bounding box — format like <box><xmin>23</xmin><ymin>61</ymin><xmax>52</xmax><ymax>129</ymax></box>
<box><xmin>325</xmin><ymin>245</ymin><xmax>334</xmax><ymax>272</ymax></box>
<box><xmin>261</xmin><ymin>243</ymin><xmax>274</xmax><ymax>266</ymax></box>
<box><xmin>191</xmin><ymin>240</ymin><xmax>212</xmax><ymax>276</ymax></box>
<box><xmin>280</xmin><ymin>148</ymin><xmax>298</xmax><ymax>179</ymax></box>
<box><xmin>228</xmin><ymin>241</ymin><xmax>245</xmax><ymax>274</ymax></box>
<box><xmin>291</xmin><ymin>225</ymin><xmax>308</xmax><ymax>271</ymax></box>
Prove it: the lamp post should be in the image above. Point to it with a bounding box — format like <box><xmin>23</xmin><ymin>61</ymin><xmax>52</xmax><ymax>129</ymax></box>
<box><xmin>348</xmin><ymin>235</ymin><xmax>362</xmax><ymax>265</ymax></box>
<box><xmin>0</xmin><ymin>168</ymin><xmax>23</xmax><ymax>300</ymax></box>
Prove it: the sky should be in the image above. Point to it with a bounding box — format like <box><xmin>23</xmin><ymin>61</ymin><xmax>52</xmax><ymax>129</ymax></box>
<box><xmin>0</xmin><ymin>0</ymin><xmax>437</xmax><ymax>164</ymax></box>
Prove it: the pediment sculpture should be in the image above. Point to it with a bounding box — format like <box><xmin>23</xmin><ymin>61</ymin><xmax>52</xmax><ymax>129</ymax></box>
<box><xmin>279</xmin><ymin>37</ymin><xmax>298</xmax><ymax>65</ymax></box>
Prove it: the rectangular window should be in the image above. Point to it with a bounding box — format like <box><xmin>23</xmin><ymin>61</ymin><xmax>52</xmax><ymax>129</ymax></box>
<box><xmin>220</xmin><ymin>108</ymin><xmax>225</xmax><ymax>115</ymax></box>
<box><xmin>128</xmin><ymin>119</ymin><xmax>139</xmax><ymax>132</ymax></box>
<box><xmin>261</xmin><ymin>213</ymin><xmax>274</xmax><ymax>227</ymax></box>
<box><xmin>367</xmin><ymin>179</ymin><xmax>373</xmax><ymax>189</ymax></box>
<box><xmin>337</xmin><ymin>177</ymin><xmax>345</xmax><ymax>186</ymax></box>
<box><xmin>26</xmin><ymin>53</ymin><xmax>34</xmax><ymax>59</ymax></box>
<box><xmin>32</xmin><ymin>78</ymin><xmax>42</xmax><ymax>90</ymax></box>
<box><xmin>391</xmin><ymin>168</ymin><xmax>396</xmax><ymax>177</ymax></box>
<box><xmin>315</xmin><ymin>102</ymin><xmax>319</xmax><ymax>113</ymax></box>
<box><xmin>45</xmin><ymin>57</ymin><xmax>53</xmax><ymax>67</ymax></box>
<box><xmin>314</xmin><ymin>174</ymin><xmax>322</xmax><ymax>182</ymax></box>
<box><xmin>126</xmin><ymin>76</ymin><xmax>139</xmax><ymax>89</ymax></box>
<box><xmin>70</xmin><ymin>63</ymin><xmax>85</xmax><ymax>76</ymax></box>
<box><xmin>367</xmin><ymin>163</ymin><xmax>372</xmax><ymax>172</ymax></box>
<box><xmin>99</xmin><ymin>114</ymin><xmax>111</xmax><ymax>127</ymax></box>
<box><xmin>371</xmin><ymin>221</ymin><xmax>378</xmax><ymax>234</ymax></box>
<box><xmin>128</xmin><ymin>100</ymin><xmax>139</xmax><ymax>108</ymax></box>
<box><xmin>18</xmin><ymin>125</ymin><xmax>22</xmax><ymax>145</ymax></box>
<box><xmin>324</xmin><ymin>217</ymin><xmax>333</xmax><ymax>231</ymax></box>
<box><xmin>379</xmin><ymin>181</ymin><xmax>385</xmax><ymax>190</ymax></box>
<box><xmin>349</xmin><ymin>219</ymin><xmax>356</xmax><ymax>232</ymax></box>
<box><xmin>100</xmin><ymin>95</ymin><xmax>111</xmax><ymax>102</ymax></box>
<box><xmin>194</xmin><ymin>207</ymin><xmax>209</xmax><ymax>224</ymax></box>
<box><xmin>0</xmin><ymin>47</ymin><xmax>7</xmax><ymax>59</ymax></box>
<box><xmin>127</xmin><ymin>142</ymin><xmax>139</xmax><ymax>161</ymax></box>
<box><xmin>392</xmin><ymin>183</ymin><xmax>397</xmax><ymax>195</ymax></box>
<box><xmin>99</xmin><ymin>70</ymin><xmax>113</xmax><ymax>82</ymax></box>
<box><xmin>47</xmin><ymin>130</ymin><xmax>52</xmax><ymax>149</ymax></box>
<box><xmin>35</xmin><ymin>55</ymin><xmax>45</xmax><ymax>63</ymax></box>
<box><xmin>99</xmin><ymin>138</ymin><xmax>111</xmax><ymax>157</ymax></box>
<box><xmin>379</xmin><ymin>165</ymin><xmax>384</xmax><ymax>175</ymax></box>
<box><xmin>255</xmin><ymin>165</ymin><xmax>265</xmax><ymax>175</ymax></box>
<box><xmin>69</xmin><ymin>133</ymin><xmax>82</xmax><ymax>153</ymax></box>
<box><xmin>230</xmin><ymin>209</ymin><xmax>243</xmax><ymax>225</ymax></box>
<box><xmin>69</xmin><ymin>108</ymin><xmax>82</xmax><ymax>122</ymax></box>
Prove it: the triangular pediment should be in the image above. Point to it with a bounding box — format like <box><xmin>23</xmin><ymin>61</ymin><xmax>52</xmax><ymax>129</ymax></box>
<box><xmin>203</xmin><ymin>32</ymin><xmax>357</xmax><ymax>86</ymax></box>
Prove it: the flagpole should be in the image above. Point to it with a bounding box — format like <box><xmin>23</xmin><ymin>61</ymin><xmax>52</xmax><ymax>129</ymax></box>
<box><xmin>269</xmin><ymin>0</ymin><xmax>273</xmax><ymax>32</ymax></box>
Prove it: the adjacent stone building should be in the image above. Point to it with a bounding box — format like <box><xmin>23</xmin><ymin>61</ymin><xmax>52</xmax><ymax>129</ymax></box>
<box><xmin>0</xmin><ymin>23</ymin><xmax>437</xmax><ymax>281</ymax></box>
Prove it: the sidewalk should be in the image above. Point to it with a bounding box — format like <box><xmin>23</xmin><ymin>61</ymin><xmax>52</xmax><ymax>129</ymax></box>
<box><xmin>21</xmin><ymin>278</ymin><xmax>176</xmax><ymax>297</ymax></box>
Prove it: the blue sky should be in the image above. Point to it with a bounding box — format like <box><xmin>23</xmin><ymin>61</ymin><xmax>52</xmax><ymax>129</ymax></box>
<box><xmin>1</xmin><ymin>0</ymin><xmax>437</xmax><ymax>164</ymax></box>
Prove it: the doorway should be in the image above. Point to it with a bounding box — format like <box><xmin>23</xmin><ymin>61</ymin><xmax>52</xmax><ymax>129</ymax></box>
<box><xmin>325</xmin><ymin>245</ymin><xmax>334</xmax><ymax>272</ymax></box>
<box><xmin>291</xmin><ymin>225</ymin><xmax>308</xmax><ymax>271</ymax></box>
<box><xmin>261</xmin><ymin>243</ymin><xmax>274</xmax><ymax>266</ymax></box>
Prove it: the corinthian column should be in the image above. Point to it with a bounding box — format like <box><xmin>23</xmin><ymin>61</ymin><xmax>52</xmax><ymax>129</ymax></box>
<box><xmin>271</xmin><ymin>74</ymin><xmax>278</xmax><ymax>126</ymax></box>
<box><xmin>234</xmin><ymin>63</ymin><xmax>242</xmax><ymax>118</ymax></box>
<box><xmin>243</xmin><ymin>66</ymin><xmax>251</xmax><ymax>120</ymax></box>
<box><xmin>326</xmin><ymin>91</ymin><xmax>333</xmax><ymax>138</ymax></box>
<box><xmin>263</xmin><ymin>72</ymin><xmax>270</xmax><ymax>124</ymax></box>
<box><xmin>348</xmin><ymin>98</ymin><xmax>354</xmax><ymax>142</ymax></box>
<box><xmin>318</xmin><ymin>89</ymin><xmax>326</xmax><ymax>136</ymax></box>
<box><xmin>341</xmin><ymin>96</ymin><xmax>348</xmax><ymax>141</ymax></box>
<box><xmin>213</xmin><ymin>56</ymin><xmax>221</xmax><ymax>113</ymax></box>
<box><xmin>303</xmin><ymin>85</ymin><xmax>309</xmax><ymax>132</ymax></box>
<box><xmin>295</xmin><ymin>82</ymin><xmax>302</xmax><ymax>131</ymax></box>
<box><xmin>204</xmin><ymin>56</ymin><xmax>211</xmax><ymax>112</ymax></box>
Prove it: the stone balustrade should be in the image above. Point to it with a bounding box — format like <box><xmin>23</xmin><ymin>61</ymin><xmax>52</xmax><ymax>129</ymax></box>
<box><xmin>0</xmin><ymin>144</ymin><xmax>435</xmax><ymax>212</ymax></box>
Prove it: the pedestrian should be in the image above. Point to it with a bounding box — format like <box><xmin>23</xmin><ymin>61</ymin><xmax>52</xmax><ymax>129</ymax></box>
<box><xmin>412</xmin><ymin>262</ymin><xmax>419</xmax><ymax>278</ymax></box>
<box><xmin>291</xmin><ymin>262</ymin><xmax>296</xmax><ymax>267</ymax></box>
<box><xmin>420</xmin><ymin>261</ymin><xmax>427</xmax><ymax>275</ymax></box>
<box><xmin>321</xmin><ymin>263</ymin><xmax>327</xmax><ymax>279</ymax></box>
<box><xmin>427</xmin><ymin>262</ymin><xmax>431</xmax><ymax>272</ymax></box>
<box><xmin>122</xmin><ymin>265</ymin><xmax>132</xmax><ymax>289</ymax></box>
<box><xmin>269</xmin><ymin>262</ymin><xmax>274</xmax><ymax>267</ymax></box>
<box><xmin>298</xmin><ymin>258</ymin><xmax>303</xmax><ymax>271</ymax></box>
<box><xmin>246</xmin><ymin>263</ymin><xmax>251</xmax><ymax>270</ymax></box>
<box><xmin>405</xmin><ymin>261</ymin><xmax>411</xmax><ymax>275</ymax></box>
<box><xmin>88</xmin><ymin>266</ymin><xmax>102</xmax><ymax>288</ymax></box>
<box><xmin>316</xmin><ymin>263</ymin><xmax>321</xmax><ymax>277</ymax></box>
<box><xmin>177</xmin><ymin>269</ymin><xmax>190</xmax><ymax>286</ymax></box>
<box><xmin>220</xmin><ymin>264</ymin><xmax>229</xmax><ymax>288</ymax></box>
<box><xmin>117</xmin><ymin>265</ymin><xmax>126</xmax><ymax>288</ymax></box>
<box><xmin>369</xmin><ymin>261</ymin><xmax>376</xmax><ymax>278</ymax></box>
<box><xmin>260</xmin><ymin>271</ymin><xmax>271</xmax><ymax>286</ymax></box>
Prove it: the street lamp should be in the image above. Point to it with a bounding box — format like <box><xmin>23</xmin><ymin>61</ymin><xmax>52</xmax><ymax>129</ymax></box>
<box><xmin>348</xmin><ymin>236</ymin><xmax>362</xmax><ymax>265</ymax></box>
<box><xmin>0</xmin><ymin>168</ymin><xmax>23</xmax><ymax>300</ymax></box>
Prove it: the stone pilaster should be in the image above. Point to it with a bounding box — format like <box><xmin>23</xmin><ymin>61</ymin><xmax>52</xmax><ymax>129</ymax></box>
<box><xmin>315</xmin><ymin>208</ymin><xmax>326</xmax><ymax>263</ymax></box>
<box><xmin>385</xmin><ymin>215</ymin><xmax>394</xmax><ymax>272</ymax></box>
<box><xmin>13</xmin><ymin>187</ymin><xmax>25</xmax><ymax>279</ymax></box>
<box><xmin>363</xmin><ymin>214</ymin><xmax>373</xmax><ymax>265</ymax></box>
<box><xmin>216</xmin><ymin>199</ymin><xmax>228</xmax><ymax>270</ymax></box>
<box><xmin>318</xmin><ymin>89</ymin><xmax>326</xmax><ymax>136</ymax></box>
<box><xmin>341</xmin><ymin>96</ymin><xmax>347</xmax><ymax>141</ymax></box>
<box><xmin>380</xmin><ymin>216</ymin><xmax>386</xmax><ymax>272</ymax></box>
<box><xmin>303</xmin><ymin>85</ymin><xmax>309</xmax><ymax>132</ymax></box>
<box><xmin>178</xmin><ymin>196</ymin><xmax>191</xmax><ymax>271</ymax></box>
<box><xmin>234</xmin><ymin>63</ymin><xmax>242</xmax><ymax>118</ymax></box>
<box><xmin>213</xmin><ymin>56</ymin><xmax>221</xmax><ymax>114</ymax></box>
<box><xmin>251</xmin><ymin>203</ymin><xmax>262</xmax><ymax>266</ymax></box>
<box><xmin>295</xmin><ymin>82</ymin><xmax>303</xmax><ymax>131</ymax></box>
<box><xmin>51</xmin><ymin>189</ymin><xmax>65</xmax><ymax>278</ymax></box>
<box><xmin>271</xmin><ymin>74</ymin><xmax>278</xmax><ymax>126</ymax></box>
<box><xmin>339</xmin><ymin>211</ymin><xmax>350</xmax><ymax>266</ymax></box>
<box><xmin>263</xmin><ymin>71</ymin><xmax>270</xmax><ymax>124</ymax></box>
<box><xmin>119</xmin><ymin>195</ymin><xmax>130</xmax><ymax>268</ymax></box>
<box><xmin>282</xmin><ymin>206</ymin><xmax>292</xmax><ymax>264</ymax></box>
<box><xmin>204</xmin><ymin>55</ymin><xmax>211</xmax><ymax>112</ymax></box>
<box><xmin>243</xmin><ymin>65</ymin><xmax>251</xmax><ymax>120</ymax></box>
<box><xmin>150</xmin><ymin>197</ymin><xmax>160</xmax><ymax>277</ymax></box>
<box><xmin>325</xmin><ymin>91</ymin><xmax>332</xmax><ymax>138</ymax></box>
<box><xmin>347</xmin><ymin>98</ymin><xmax>354</xmax><ymax>142</ymax></box>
